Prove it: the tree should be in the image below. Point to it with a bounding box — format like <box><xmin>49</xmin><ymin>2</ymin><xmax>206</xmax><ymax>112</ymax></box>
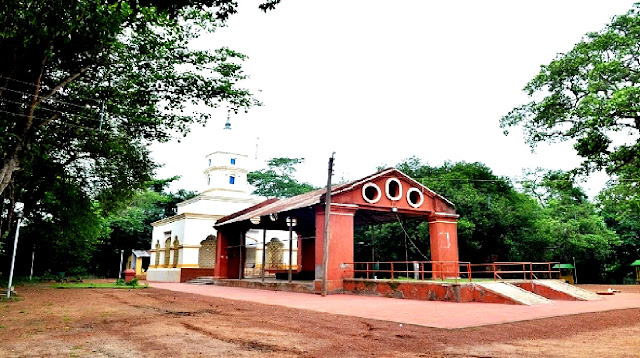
<box><xmin>0</xmin><ymin>0</ymin><xmax>279</xmax><ymax>212</ymax></box>
<box><xmin>521</xmin><ymin>170</ymin><xmax>619</xmax><ymax>282</ymax></box>
<box><xmin>597</xmin><ymin>180</ymin><xmax>640</xmax><ymax>282</ymax></box>
<box><xmin>94</xmin><ymin>178</ymin><xmax>196</xmax><ymax>276</ymax></box>
<box><xmin>501</xmin><ymin>4</ymin><xmax>640</xmax><ymax>181</ymax></box>
<box><xmin>1</xmin><ymin>1</ymin><xmax>282</xmax><ymax>263</ymax></box>
<box><xmin>248</xmin><ymin>158</ymin><xmax>316</xmax><ymax>198</ymax></box>
<box><xmin>397</xmin><ymin>157</ymin><xmax>542</xmax><ymax>263</ymax></box>
<box><xmin>18</xmin><ymin>178</ymin><xmax>111</xmax><ymax>276</ymax></box>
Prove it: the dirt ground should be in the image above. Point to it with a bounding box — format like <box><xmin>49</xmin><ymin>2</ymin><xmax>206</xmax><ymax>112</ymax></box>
<box><xmin>1</xmin><ymin>283</ymin><xmax>640</xmax><ymax>357</ymax></box>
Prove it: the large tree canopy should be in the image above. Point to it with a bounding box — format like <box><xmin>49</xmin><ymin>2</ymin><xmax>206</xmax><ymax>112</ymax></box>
<box><xmin>0</xmin><ymin>0</ymin><xmax>277</xmax><ymax>207</ymax></box>
<box><xmin>248</xmin><ymin>157</ymin><xmax>316</xmax><ymax>198</ymax></box>
<box><xmin>501</xmin><ymin>4</ymin><xmax>640</xmax><ymax>181</ymax></box>
<box><xmin>598</xmin><ymin>180</ymin><xmax>640</xmax><ymax>282</ymax></box>
<box><xmin>395</xmin><ymin>158</ymin><xmax>542</xmax><ymax>263</ymax></box>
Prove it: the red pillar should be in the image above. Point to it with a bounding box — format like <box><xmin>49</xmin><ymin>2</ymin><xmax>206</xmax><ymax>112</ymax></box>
<box><xmin>214</xmin><ymin>230</ymin><xmax>229</xmax><ymax>278</ymax></box>
<box><xmin>314</xmin><ymin>203</ymin><xmax>358</xmax><ymax>293</ymax></box>
<box><xmin>428</xmin><ymin>213</ymin><xmax>460</xmax><ymax>278</ymax></box>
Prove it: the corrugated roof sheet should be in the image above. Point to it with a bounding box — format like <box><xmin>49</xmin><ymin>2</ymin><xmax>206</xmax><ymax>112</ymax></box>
<box><xmin>215</xmin><ymin>167</ymin><xmax>455</xmax><ymax>227</ymax></box>
<box><xmin>552</xmin><ymin>263</ymin><xmax>575</xmax><ymax>269</ymax></box>
<box><xmin>132</xmin><ymin>250</ymin><xmax>151</xmax><ymax>257</ymax></box>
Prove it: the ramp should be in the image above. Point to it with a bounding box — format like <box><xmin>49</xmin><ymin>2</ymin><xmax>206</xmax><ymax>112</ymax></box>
<box><xmin>476</xmin><ymin>282</ymin><xmax>551</xmax><ymax>305</ymax></box>
<box><xmin>533</xmin><ymin>280</ymin><xmax>602</xmax><ymax>301</ymax></box>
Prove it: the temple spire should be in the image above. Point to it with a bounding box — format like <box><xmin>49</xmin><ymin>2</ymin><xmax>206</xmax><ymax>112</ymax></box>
<box><xmin>224</xmin><ymin>108</ymin><xmax>231</xmax><ymax>130</ymax></box>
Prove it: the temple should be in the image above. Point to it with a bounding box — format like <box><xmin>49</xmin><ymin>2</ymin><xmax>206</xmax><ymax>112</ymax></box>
<box><xmin>146</xmin><ymin>117</ymin><xmax>293</xmax><ymax>282</ymax></box>
<box><xmin>146</xmin><ymin>117</ymin><xmax>459</xmax><ymax>291</ymax></box>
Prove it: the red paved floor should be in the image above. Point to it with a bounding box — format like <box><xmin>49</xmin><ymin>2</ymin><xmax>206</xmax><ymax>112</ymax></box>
<box><xmin>149</xmin><ymin>282</ymin><xmax>640</xmax><ymax>329</ymax></box>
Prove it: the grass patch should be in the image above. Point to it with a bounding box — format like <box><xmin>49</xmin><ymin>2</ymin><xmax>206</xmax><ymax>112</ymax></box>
<box><xmin>0</xmin><ymin>296</ymin><xmax>22</xmax><ymax>302</ymax></box>
<box><xmin>52</xmin><ymin>282</ymin><xmax>148</xmax><ymax>289</ymax></box>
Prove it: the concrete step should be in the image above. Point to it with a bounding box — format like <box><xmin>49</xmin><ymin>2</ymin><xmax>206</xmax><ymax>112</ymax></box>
<box><xmin>533</xmin><ymin>279</ymin><xmax>602</xmax><ymax>301</ymax></box>
<box><xmin>187</xmin><ymin>276</ymin><xmax>215</xmax><ymax>285</ymax></box>
<box><xmin>476</xmin><ymin>282</ymin><xmax>551</xmax><ymax>305</ymax></box>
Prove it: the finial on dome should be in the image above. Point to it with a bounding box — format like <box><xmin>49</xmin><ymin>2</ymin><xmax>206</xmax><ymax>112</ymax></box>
<box><xmin>224</xmin><ymin>108</ymin><xmax>231</xmax><ymax>130</ymax></box>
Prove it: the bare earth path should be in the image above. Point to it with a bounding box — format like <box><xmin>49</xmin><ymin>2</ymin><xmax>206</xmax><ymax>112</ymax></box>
<box><xmin>1</xmin><ymin>283</ymin><xmax>640</xmax><ymax>357</ymax></box>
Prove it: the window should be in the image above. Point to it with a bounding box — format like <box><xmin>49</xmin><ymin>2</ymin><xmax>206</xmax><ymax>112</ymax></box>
<box><xmin>229</xmin><ymin>175</ymin><xmax>235</xmax><ymax>184</ymax></box>
<box><xmin>230</xmin><ymin>158</ymin><xmax>236</xmax><ymax>165</ymax></box>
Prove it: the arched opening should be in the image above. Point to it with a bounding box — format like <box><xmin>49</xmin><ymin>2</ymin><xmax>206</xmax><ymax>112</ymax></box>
<box><xmin>198</xmin><ymin>235</ymin><xmax>217</xmax><ymax>268</ymax></box>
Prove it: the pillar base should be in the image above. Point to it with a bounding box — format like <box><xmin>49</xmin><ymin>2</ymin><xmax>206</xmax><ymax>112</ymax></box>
<box><xmin>314</xmin><ymin>279</ymin><xmax>344</xmax><ymax>294</ymax></box>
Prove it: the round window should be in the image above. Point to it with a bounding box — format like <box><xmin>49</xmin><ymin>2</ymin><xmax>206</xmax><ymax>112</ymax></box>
<box><xmin>406</xmin><ymin>187</ymin><xmax>424</xmax><ymax>208</ymax></box>
<box><xmin>362</xmin><ymin>182</ymin><xmax>382</xmax><ymax>204</ymax></box>
<box><xmin>385</xmin><ymin>178</ymin><xmax>403</xmax><ymax>201</ymax></box>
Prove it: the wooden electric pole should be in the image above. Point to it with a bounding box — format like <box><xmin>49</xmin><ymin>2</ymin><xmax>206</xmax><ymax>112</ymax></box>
<box><xmin>321</xmin><ymin>153</ymin><xmax>335</xmax><ymax>297</ymax></box>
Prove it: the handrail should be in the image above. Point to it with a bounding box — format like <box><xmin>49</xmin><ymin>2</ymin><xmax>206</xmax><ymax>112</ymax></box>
<box><xmin>342</xmin><ymin>261</ymin><xmax>561</xmax><ymax>283</ymax></box>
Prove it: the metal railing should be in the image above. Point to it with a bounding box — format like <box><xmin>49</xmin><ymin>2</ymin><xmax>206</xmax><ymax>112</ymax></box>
<box><xmin>343</xmin><ymin>261</ymin><xmax>561</xmax><ymax>283</ymax></box>
<box><xmin>244</xmin><ymin>263</ymin><xmax>298</xmax><ymax>278</ymax></box>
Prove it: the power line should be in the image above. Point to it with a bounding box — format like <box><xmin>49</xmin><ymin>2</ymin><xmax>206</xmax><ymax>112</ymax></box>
<box><xmin>1</xmin><ymin>86</ymin><xmax>95</xmax><ymax>110</ymax></box>
<box><xmin>0</xmin><ymin>100</ymin><xmax>102</xmax><ymax>124</ymax></box>
<box><xmin>0</xmin><ymin>107</ymin><xmax>135</xmax><ymax>140</ymax></box>
<box><xmin>0</xmin><ymin>75</ymin><xmax>59</xmax><ymax>89</ymax></box>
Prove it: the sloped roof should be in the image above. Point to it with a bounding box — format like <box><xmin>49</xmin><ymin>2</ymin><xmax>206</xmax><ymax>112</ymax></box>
<box><xmin>132</xmin><ymin>250</ymin><xmax>151</xmax><ymax>257</ymax></box>
<box><xmin>215</xmin><ymin>167</ymin><xmax>455</xmax><ymax>227</ymax></box>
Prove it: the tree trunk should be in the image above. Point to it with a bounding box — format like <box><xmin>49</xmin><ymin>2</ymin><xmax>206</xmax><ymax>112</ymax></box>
<box><xmin>0</xmin><ymin>146</ymin><xmax>21</xmax><ymax>197</ymax></box>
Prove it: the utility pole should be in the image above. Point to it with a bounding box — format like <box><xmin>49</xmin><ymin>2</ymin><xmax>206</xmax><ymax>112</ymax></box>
<box><xmin>118</xmin><ymin>250</ymin><xmax>124</xmax><ymax>279</ymax></box>
<box><xmin>29</xmin><ymin>245</ymin><xmax>35</xmax><ymax>281</ymax></box>
<box><xmin>6</xmin><ymin>208</ymin><xmax>24</xmax><ymax>299</ymax></box>
<box><xmin>261</xmin><ymin>228</ymin><xmax>266</xmax><ymax>282</ymax></box>
<box><xmin>321</xmin><ymin>153</ymin><xmax>335</xmax><ymax>297</ymax></box>
<box><xmin>98</xmin><ymin>101</ymin><xmax>105</xmax><ymax>131</ymax></box>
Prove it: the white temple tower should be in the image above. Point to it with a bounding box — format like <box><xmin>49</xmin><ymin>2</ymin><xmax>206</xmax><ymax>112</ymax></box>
<box><xmin>146</xmin><ymin>115</ymin><xmax>295</xmax><ymax>282</ymax></box>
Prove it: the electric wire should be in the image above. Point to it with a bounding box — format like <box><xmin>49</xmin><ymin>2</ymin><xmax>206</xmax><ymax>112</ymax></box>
<box><xmin>394</xmin><ymin>212</ymin><xmax>430</xmax><ymax>261</ymax></box>
<box><xmin>0</xmin><ymin>86</ymin><xmax>97</xmax><ymax>111</ymax></box>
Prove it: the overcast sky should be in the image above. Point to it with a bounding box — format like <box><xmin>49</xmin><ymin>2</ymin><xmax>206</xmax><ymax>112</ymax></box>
<box><xmin>152</xmin><ymin>0</ymin><xmax>637</xmax><ymax>197</ymax></box>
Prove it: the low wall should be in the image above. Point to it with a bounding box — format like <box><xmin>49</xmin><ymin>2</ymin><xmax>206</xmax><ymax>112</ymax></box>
<box><xmin>343</xmin><ymin>279</ymin><xmax>518</xmax><ymax>304</ymax></box>
<box><xmin>180</xmin><ymin>268</ymin><xmax>216</xmax><ymax>283</ymax></box>
<box><xmin>146</xmin><ymin>268</ymin><xmax>181</xmax><ymax>282</ymax></box>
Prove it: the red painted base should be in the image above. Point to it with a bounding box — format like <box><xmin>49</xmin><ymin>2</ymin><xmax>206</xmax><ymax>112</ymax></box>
<box><xmin>180</xmin><ymin>268</ymin><xmax>217</xmax><ymax>282</ymax></box>
<box><xmin>313</xmin><ymin>279</ymin><xmax>345</xmax><ymax>294</ymax></box>
<box><xmin>343</xmin><ymin>279</ymin><xmax>520</xmax><ymax>304</ymax></box>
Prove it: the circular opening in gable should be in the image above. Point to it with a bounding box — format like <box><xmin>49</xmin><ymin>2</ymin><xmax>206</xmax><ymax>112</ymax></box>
<box><xmin>362</xmin><ymin>183</ymin><xmax>382</xmax><ymax>204</ymax></box>
<box><xmin>385</xmin><ymin>178</ymin><xmax>402</xmax><ymax>201</ymax></box>
<box><xmin>407</xmin><ymin>187</ymin><xmax>424</xmax><ymax>208</ymax></box>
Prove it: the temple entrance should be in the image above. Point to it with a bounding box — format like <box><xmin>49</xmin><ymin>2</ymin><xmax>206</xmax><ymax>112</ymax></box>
<box><xmin>198</xmin><ymin>235</ymin><xmax>217</xmax><ymax>268</ymax></box>
<box><xmin>212</xmin><ymin>168</ymin><xmax>459</xmax><ymax>293</ymax></box>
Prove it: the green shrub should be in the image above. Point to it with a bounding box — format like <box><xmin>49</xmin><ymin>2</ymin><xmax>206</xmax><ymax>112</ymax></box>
<box><xmin>125</xmin><ymin>278</ymin><xmax>139</xmax><ymax>288</ymax></box>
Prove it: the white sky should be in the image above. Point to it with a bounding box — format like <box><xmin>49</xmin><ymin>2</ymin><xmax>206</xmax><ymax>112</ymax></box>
<box><xmin>152</xmin><ymin>0</ymin><xmax>638</xmax><ymax>197</ymax></box>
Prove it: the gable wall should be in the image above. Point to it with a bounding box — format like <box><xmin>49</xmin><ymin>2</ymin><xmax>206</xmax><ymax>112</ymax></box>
<box><xmin>332</xmin><ymin>175</ymin><xmax>455</xmax><ymax>215</ymax></box>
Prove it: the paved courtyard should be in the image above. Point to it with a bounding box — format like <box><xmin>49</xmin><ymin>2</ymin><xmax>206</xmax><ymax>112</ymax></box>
<box><xmin>150</xmin><ymin>282</ymin><xmax>640</xmax><ymax>329</ymax></box>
